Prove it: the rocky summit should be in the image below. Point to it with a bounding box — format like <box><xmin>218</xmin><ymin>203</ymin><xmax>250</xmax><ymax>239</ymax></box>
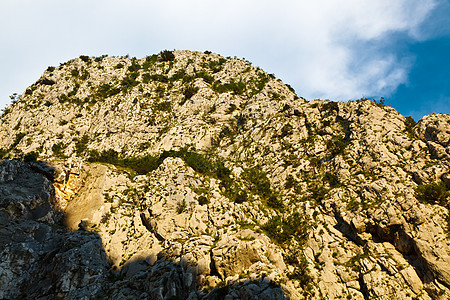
<box><xmin>0</xmin><ymin>50</ymin><xmax>449</xmax><ymax>299</ymax></box>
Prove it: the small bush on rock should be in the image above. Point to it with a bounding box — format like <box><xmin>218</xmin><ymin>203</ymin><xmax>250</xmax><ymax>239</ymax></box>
<box><xmin>415</xmin><ymin>182</ymin><xmax>449</xmax><ymax>206</ymax></box>
<box><xmin>159</xmin><ymin>50</ymin><xmax>175</xmax><ymax>62</ymax></box>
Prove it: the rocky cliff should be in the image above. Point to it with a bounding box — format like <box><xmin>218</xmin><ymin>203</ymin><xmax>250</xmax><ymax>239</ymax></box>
<box><xmin>0</xmin><ymin>50</ymin><xmax>449</xmax><ymax>299</ymax></box>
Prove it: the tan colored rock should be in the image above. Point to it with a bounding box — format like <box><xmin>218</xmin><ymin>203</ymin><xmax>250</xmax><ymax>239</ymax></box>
<box><xmin>1</xmin><ymin>50</ymin><xmax>450</xmax><ymax>299</ymax></box>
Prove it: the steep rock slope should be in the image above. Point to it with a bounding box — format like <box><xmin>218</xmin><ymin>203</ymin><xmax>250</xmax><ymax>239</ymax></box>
<box><xmin>0</xmin><ymin>50</ymin><xmax>449</xmax><ymax>299</ymax></box>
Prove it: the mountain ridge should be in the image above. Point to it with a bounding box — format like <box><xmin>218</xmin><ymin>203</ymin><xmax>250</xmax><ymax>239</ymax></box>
<box><xmin>0</xmin><ymin>50</ymin><xmax>449</xmax><ymax>299</ymax></box>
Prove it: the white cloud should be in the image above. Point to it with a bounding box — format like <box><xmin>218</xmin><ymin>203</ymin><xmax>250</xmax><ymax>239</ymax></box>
<box><xmin>0</xmin><ymin>0</ymin><xmax>439</xmax><ymax>108</ymax></box>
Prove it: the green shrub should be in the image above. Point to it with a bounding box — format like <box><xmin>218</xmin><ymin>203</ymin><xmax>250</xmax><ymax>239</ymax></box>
<box><xmin>153</xmin><ymin>101</ymin><xmax>172</xmax><ymax>112</ymax></box>
<box><xmin>100</xmin><ymin>212</ymin><xmax>111</xmax><ymax>224</ymax></box>
<box><xmin>58</xmin><ymin>94</ymin><xmax>69</xmax><ymax>103</ymax></box>
<box><xmin>169</xmin><ymin>70</ymin><xmax>187</xmax><ymax>82</ymax></box>
<box><xmin>52</xmin><ymin>142</ymin><xmax>67</xmax><ymax>158</ymax></box>
<box><xmin>121</xmin><ymin>72</ymin><xmax>140</xmax><ymax>92</ymax></box>
<box><xmin>96</xmin><ymin>84</ymin><xmax>121</xmax><ymax>98</ymax></box>
<box><xmin>254</xmin><ymin>73</ymin><xmax>269</xmax><ymax>92</ymax></box>
<box><xmin>404</xmin><ymin>116</ymin><xmax>416</xmax><ymax>137</ymax></box>
<box><xmin>326</xmin><ymin>135</ymin><xmax>349</xmax><ymax>156</ymax></box>
<box><xmin>321</xmin><ymin>101</ymin><xmax>339</xmax><ymax>113</ymax></box>
<box><xmin>75</xmin><ymin>134</ymin><xmax>89</xmax><ymax>155</ymax></box>
<box><xmin>242</xmin><ymin>166</ymin><xmax>272</xmax><ymax>199</ymax></box>
<box><xmin>215</xmin><ymin>162</ymin><xmax>232</xmax><ymax>186</ymax></box>
<box><xmin>323</xmin><ymin>172</ymin><xmax>340</xmax><ymax>188</ymax></box>
<box><xmin>287</xmin><ymin>254</ymin><xmax>312</xmax><ymax>286</ymax></box>
<box><xmin>262</xmin><ymin>212</ymin><xmax>309</xmax><ymax>245</ymax></box>
<box><xmin>71</xmin><ymin>68</ymin><xmax>79</xmax><ymax>77</ymax></box>
<box><xmin>89</xmin><ymin>148</ymin><xmax>232</xmax><ymax>189</ymax></box>
<box><xmin>94</xmin><ymin>54</ymin><xmax>108</xmax><ymax>62</ymax></box>
<box><xmin>123</xmin><ymin>155</ymin><xmax>160</xmax><ymax>174</ymax></box>
<box><xmin>79</xmin><ymin>68</ymin><xmax>89</xmax><ymax>80</ymax></box>
<box><xmin>218</xmin><ymin>126</ymin><xmax>235</xmax><ymax>140</ymax></box>
<box><xmin>233</xmin><ymin>190</ymin><xmax>248</xmax><ymax>204</ymax></box>
<box><xmin>159</xmin><ymin>50</ymin><xmax>175</xmax><ymax>62</ymax></box>
<box><xmin>336</xmin><ymin>116</ymin><xmax>350</xmax><ymax>136</ymax></box>
<box><xmin>281</xmin><ymin>124</ymin><xmax>294</xmax><ymax>137</ymax></box>
<box><xmin>207</xmin><ymin>58</ymin><xmax>226</xmax><ymax>73</ymax></box>
<box><xmin>196</xmin><ymin>71</ymin><xmax>214</xmax><ymax>84</ymax></box>
<box><xmin>180</xmin><ymin>85</ymin><xmax>199</xmax><ymax>105</ymax></box>
<box><xmin>267</xmin><ymin>194</ymin><xmax>283</xmax><ymax>209</ymax></box>
<box><xmin>0</xmin><ymin>148</ymin><xmax>7</xmax><ymax>159</ymax></box>
<box><xmin>128</xmin><ymin>60</ymin><xmax>141</xmax><ymax>72</ymax></box>
<box><xmin>142</xmin><ymin>55</ymin><xmax>157</xmax><ymax>69</ymax></box>
<box><xmin>67</xmin><ymin>83</ymin><xmax>80</xmax><ymax>97</ymax></box>
<box><xmin>285</xmin><ymin>83</ymin><xmax>296</xmax><ymax>93</ymax></box>
<box><xmin>142</xmin><ymin>73</ymin><xmax>151</xmax><ymax>84</ymax></box>
<box><xmin>183</xmin><ymin>151</ymin><xmax>214</xmax><ymax>174</ymax></box>
<box><xmin>310</xmin><ymin>185</ymin><xmax>327</xmax><ymax>205</ymax></box>
<box><xmin>79</xmin><ymin>55</ymin><xmax>90</xmax><ymax>63</ymax></box>
<box><xmin>285</xmin><ymin>175</ymin><xmax>296</xmax><ymax>189</ymax></box>
<box><xmin>11</xmin><ymin>133</ymin><xmax>25</xmax><ymax>149</ymax></box>
<box><xmin>415</xmin><ymin>182</ymin><xmax>449</xmax><ymax>206</ymax></box>
<box><xmin>176</xmin><ymin>199</ymin><xmax>187</xmax><ymax>213</ymax></box>
<box><xmin>149</xmin><ymin>74</ymin><xmax>169</xmax><ymax>83</ymax></box>
<box><xmin>198</xmin><ymin>196</ymin><xmax>209</xmax><ymax>205</ymax></box>
<box><xmin>212</xmin><ymin>80</ymin><xmax>246</xmax><ymax>95</ymax></box>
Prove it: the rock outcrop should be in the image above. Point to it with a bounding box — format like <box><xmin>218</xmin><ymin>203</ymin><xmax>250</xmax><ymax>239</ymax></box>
<box><xmin>0</xmin><ymin>50</ymin><xmax>449</xmax><ymax>299</ymax></box>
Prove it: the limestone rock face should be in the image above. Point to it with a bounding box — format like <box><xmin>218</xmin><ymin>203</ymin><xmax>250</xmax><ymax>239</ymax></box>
<box><xmin>0</xmin><ymin>50</ymin><xmax>449</xmax><ymax>299</ymax></box>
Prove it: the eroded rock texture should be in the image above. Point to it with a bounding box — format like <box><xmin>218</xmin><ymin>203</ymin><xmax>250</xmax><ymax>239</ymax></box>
<box><xmin>0</xmin><ymin>50</ymin><xmax>449</xmax><ymax>299</ymax></box>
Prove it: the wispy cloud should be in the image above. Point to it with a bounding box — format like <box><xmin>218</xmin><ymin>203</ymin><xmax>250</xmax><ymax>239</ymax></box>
<box><xmin>0</xmin><ymin>0</ymin><xmax>440</xmax><ymax>108</ymax></box>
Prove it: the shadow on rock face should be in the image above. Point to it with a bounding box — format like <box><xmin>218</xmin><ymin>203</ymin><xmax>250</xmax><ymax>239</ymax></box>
<box><xmin>0</xmin><ymin>160</ymin><xmax>289</xmax><ymax>300</ymax></box>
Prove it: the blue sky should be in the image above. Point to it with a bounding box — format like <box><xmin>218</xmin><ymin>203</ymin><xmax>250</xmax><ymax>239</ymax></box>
<box><xmin>389</xmin><ymin>36</ymin><xmax>450</xmax><ymax>119</ymax></box>
<box><xmin>1</xmin><ymin>0</ymin><xmax>449</xmax><ymax>121</ymax></box>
